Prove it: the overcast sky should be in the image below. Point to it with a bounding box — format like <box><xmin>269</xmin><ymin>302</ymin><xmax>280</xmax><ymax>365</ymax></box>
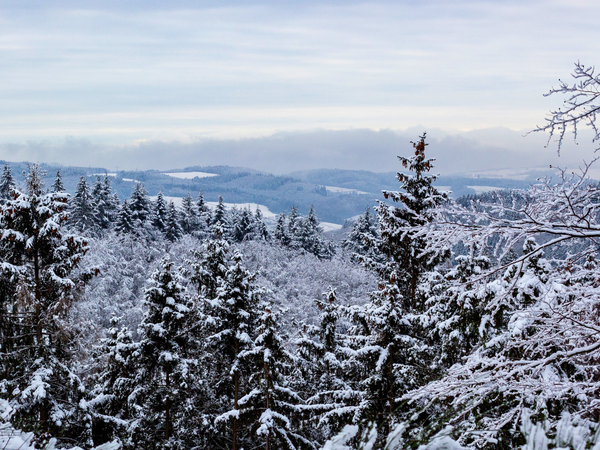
<box><xmin>0</xmin><ymin>0</ymin><xmax>599</xmax><ymax>174</ymax></box>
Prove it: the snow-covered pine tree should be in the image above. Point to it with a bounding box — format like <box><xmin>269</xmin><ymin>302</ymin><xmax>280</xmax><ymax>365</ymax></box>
<box><xmin>152</xmin><ymin>191</ymin><xmax>168</xmax><ymax>232</ymax></box>
<box><xmin>180</xmin><ymin>192</ymin><xmax>198</xmax><ymax>235</ymax></box>
<box><xmin>232</xmin><ymin>207</ymin><xmax>254</xmax><ymax>242</ymax></box>
<box><xmin>196</xmin><ymin>189</ymin><xmax>212</xmax><ymax>238</ymax></box>
<box><xmin>129</xmin><ymin>182</ymin><xmax>151</xmax><ymax>225</ymax></box>
<box><xmin>342</xmin><ymin>207</ymin><xmax>379</xmax><ymax>260</ymax></box>
<box><xmin>287</xmin><ymin>206</ymin><xmax>301</xmax><ymax>248</ymax></box>
<box><xmin>294</xmin><ymin>288</ymin><xmax>359</xmax><ymax>444</ymax></box>
<box><xmin>89</xmin><ymin>315</ymin><xmax>139</xmax><ymax>446</ymax></box>
<box><xmin>165</xmin><ymin>201</ymin><xmax>183</xmax><ymax>242</ymax></box>
<box><xmin>70</xmin><ymin>176</ymin><xmax>98</xmax><ymax>234</ymax></box>
<box><xmin>237</xmin><ymin>304</ymin><xmax>309</xmax><ymax>450</ymax></box>
<box><xmin>213</xmin><ymin>194</ymin><xmax>227</xmax><ymax>226</ymax></box>
<box><xmin>115</xmin><ymin>199</ymin><xmax>135</xmax><ymax>236</ymax></box>
<box><xmin>133</xmin><ymin>258</ymin><xmax>194</xmax><ymax>448</ymax></box>
<box><xmin>51</xmin><ymin>169</ymin><xmax>65</xmax><ymax>193</ymax></box>
<box><xmin>91</xmin><ymin>174</ymin><xmax>118</xmax><ymax>230</ymax></box>
<box><xmin>0</xmin><ymin>164</ymin><xmax>93</xmax><ymax>443</ymax></box>
<box><xmin>274</xmin><ymin>212</ymin><xmax>290</xmax><ymax>246</ymax></box>
<box><xmin>252</xmin><ymin>206</ymin><xmax>269</xmax><ymax>241</ymax></box>
<box><xmin>192</xmin><ymin>243</ymin><xmax>262</xmax><ymax>450</ymax></box>
<box><xmin>0</xmin><ymin>163</ymin><xmax>15</xmax><ymax>202</ymax></box>
<box><xmin>341</xmin><ymin>134</ymin><xmax>449</xmax><ymax>443</ymax></box>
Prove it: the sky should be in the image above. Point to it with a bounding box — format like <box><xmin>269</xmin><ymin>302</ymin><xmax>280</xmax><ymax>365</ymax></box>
<box><xmin>0</xmin><ymin>0</ymin><xmax>599</xmax><ymax>174</ymax></box>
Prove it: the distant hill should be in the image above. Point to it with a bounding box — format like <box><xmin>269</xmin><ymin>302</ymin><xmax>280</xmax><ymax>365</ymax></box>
<box><xmin>0</xmin><ymin>161</ymin><xmax>545</xmax><ymax>224</ymax></box>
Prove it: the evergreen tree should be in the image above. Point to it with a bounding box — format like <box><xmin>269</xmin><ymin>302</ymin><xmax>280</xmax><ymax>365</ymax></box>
<box><xmin>91</xmin><ymin>174</ymin><xmax>117</xmax><ymax>230</ymax></box>
<box><xmin>274</xmin><ymin>212</ymin><xmax>290</xmax><ymax>246</ymax></box>
<box><xmin>232</xmin><ymin>206</ymin><xmax>254</xmax><ymax>242</ymax></box>
<box><xmin>89</xmin><ymin>315</ymin><xmax>139</xmax><ymax>446</ymax></box>
<box><xmin>238</xmin><ymin>305</ymin><xmax>309</xmax><ymax>450</ymax></box>
<box><xmin>115</xmin><ymin>200</ymin><xmax>135</xmax><ymax>236</ymax></box>
<box><xmin>0</xmin><ymin>163</ymin><xmax>93</xmax><ymax>443</ymax></box>
<box><xmin>0</xmin><ymin>163</ymin><xmax>15</xmax><ymax>202</ymax></box>
<box><xmin>180</xmin><ymin>192</ymin><xmax>198</xmax><ymax>234</ymax></box>
<box><xmin>165</xmin><ymin>201</ymin><xmax>183</xmax><ymax>242</ymax></box>
<box><xmin>344</xmin><ymin>134</ymin><xmax>449</xmax><ymax>442</ymax></box>
<box><xmin>213</xmin><ymin>194</ymin><xmax>227</xmax><ymax>226</ymax></box>
<box><xmin>252</xmin><ymin>206</ymin><xmax>269</xmax><ymax>241</ymax></box>
<box><xmin>132</xmin><ymin>258</ymin><xmax>194</xmax><ymax>448</ymax></box>
<box><xmin>193</xmin><ymin>246</ymin><xmax>262</xmax><ymax>450</ymax></box>
<box><xmin>196</xmin><ymin>189</ymin><xmax>212</xmax><ymax>237</ymax></box>
<box><xmin>70</xmin><ymin>176</ymin><xmax>98</xmax><ymax>234</ymax></box>
<box><xmin>342</xmin><ymin>207</ymin><xmax>379</xmax><ymax>260</ymax></box>
<box><xmin>129</xmin><ymin>182</ymin><xmax>151</xmax><ymax>224</ymax></box>
<box><xmin>152</xmin><ymin>191</ymin><xmax>168</xmax><ymax>232</ymax></box>
<box><xmin>51</xmin><ymin>169</ymin><xmax>64</xmax><ymax>193</ymax></box>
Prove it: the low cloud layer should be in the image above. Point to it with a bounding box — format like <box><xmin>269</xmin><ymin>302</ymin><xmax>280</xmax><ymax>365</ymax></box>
<box><xmin>1</xmin><ymin>127</ymin><xmax>596</xmax><ymax>177</ymax></box>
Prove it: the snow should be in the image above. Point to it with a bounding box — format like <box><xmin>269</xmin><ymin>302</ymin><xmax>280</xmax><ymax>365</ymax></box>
<box><xmin>325</xmin><ymin>186</ymin><xmax>369</xmax><ymax>195</ymax></box>
<box><xmin>161</xmin><ymin>172</ymin><xmax>219</xmax><ymax>179</ymax></box>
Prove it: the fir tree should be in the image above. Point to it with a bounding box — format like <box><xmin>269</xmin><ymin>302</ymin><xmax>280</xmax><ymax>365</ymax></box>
<box><xmin>180</xmin><ymin>192</ymin><xmax>198</xmax><ymax>234</ymax></box>
<box><xmin>152</xmin><ymin>191</ymin><xmax>168</xmax><ymax>231</ymax></box>
<box><xmin>238</xmin><ymin>305</ymin><xmax>309</xmax><ymax>450</ymax></box>
<box><xmin>213</xmin><ymin>194</ymin><xmax>227</xmax><ymax>226</ymax></box>
<box><xmin>51</xmin><ymin>169</ymin><xmax>64</xmax><ymax>193</ymax></box>
<box><xmin>133</xmin><ymin>258</ymin><xmax>194</xmax><ymax>448</ymax></box>
<box><xmin>274</xmin><ymin>212</ymin><xmax>290</xmax><ymax>246</ymax></box>
<box><xmin>0</xmin><ymin>163</ymin><xmax>93</xmax><ymax>442</ymax></box>
<box><xmin>252</xmin><ymin>206</ymin><xmax>269</xmax><ymax>241</ymax></box>
<box><xmin>91</xmin><ymin>174</ymin><xmax>118</xmax><ymax>230</ymax></box>
<box><xmin>196</xmin><ymin>189</ymin><xmax>212</xmax><ymax>237</ymax></box>
<box><xmin>115</xmin><ymin>200</ymin><xmax>135</xmax><ymax>236</ymax></box>
<box><xmin>129</xmin><ymin>182</ymin><xmax>151</xmax><ymax>225</ymax></box>
<box><xmin>165</xmin><ymin>201</ymin><xmax>183</xmax><ymax>242</ymax></box>
<box><xmin>70</xmin><ymin>176</ymin><xmax>98</xmax><ymax>234</ymax></box>
<box><xmin>342</xmin><ymin>207</ymin><xmax>379</xmax><ymax>260</ymax></box>
<box><xmin>0</xmin><ymin>163</ymin><xmax>15</xmax><ymax>202</ymax></box>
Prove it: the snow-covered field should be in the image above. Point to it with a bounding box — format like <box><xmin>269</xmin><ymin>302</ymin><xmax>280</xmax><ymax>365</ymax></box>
<box><xmin>161</xmin><ymin>172</ymin><xmax>219</xmax><ymax>179</ymax></box>
<box><xmin>325</xmin><ymin>186</ymin><xmax>369</xmax><ymax>195</ymax></box>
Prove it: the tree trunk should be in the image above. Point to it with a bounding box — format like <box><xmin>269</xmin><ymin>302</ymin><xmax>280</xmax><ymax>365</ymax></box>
<box><xmin>33</xmin><ymin>248</ymin><xmax>48</xmax><ymax>427</ymax></box>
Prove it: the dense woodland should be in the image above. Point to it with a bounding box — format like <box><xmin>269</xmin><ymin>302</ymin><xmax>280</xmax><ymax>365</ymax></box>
<box><xmin>4</xmin><ymin>63</ymin><xmax>600</xmax><ymax>449</ymax></box>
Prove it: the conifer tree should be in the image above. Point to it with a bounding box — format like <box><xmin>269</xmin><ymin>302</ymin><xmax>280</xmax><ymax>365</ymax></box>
<box><xmin>252</xmin><ymin>206</ymin><xmax>269</xmax><ymax>241</ymax></box>
<box><xmin>342</xmin><ymin>207</ymin><xmax>379</xmax><ymax>260</ymax></box>
<box><xmin>129</xmin><ymin>182</ymin><xmax>151</xmax><ymax>225</ymax></box>
<box><xmin>274</xmin><ymin>212</ymin><xmax>290</xmax><ymax>246</ymax></box>
<box><xmin>70</xmin><ymin>176</ymin><xmax>98</xmax><ymax>234</ymax></box>
<box><xmin>89</xmin><ymin>315</ymin><xmax>139</xmax><ymax>446</ymax></box>
<box><xmin>180</xmin><ymin>191</ymin><xmax>198</xmax><ymax>234</ymax></box>
<box><xmin>193</xmin><ymin>245</ymin><xmax>262</xmax><ymax>450</ymax></box>
<box><xmin>196</xmin><ymin>189</ymin><xmax>212</xmax><ymax>237</ymax></box>
<box><xmin>213</xmin><ymin>194</ymin><xmax>227</xmax><ymax>226</ymax></box>
<box><xmin>0</xmin><ymin>163</ymin><xmax>93</xmax><ymax>442</ymax></box>
<box><xmin>133</xmin><ymin>258</ymin><xmax>194</xmax><ymax>448</ymax></box>
<box><xmin>238</xmin><ymin>305</ymin><xmax>309</xmax><ymax>450</ymax></box>
<box><xmin>152</xmin><ymin>191</ymin><xmax>168</xmax><ymax>232</ymax></box>
<box><xmin>51</xmin><ymin>169</ymin><xmax>65</xmax><ymax>193</ymax></box>
<box><xmin>91</xmin><ymin>174</ymin><xmax>117</xmax><ymax>230</ymax></box>
<box><xmin>115</xmin><ymin>200</ymin><xmax>135</xmax><ymax>236</ymax></box>
<box><xmin>165</xmin><ymin>201</ymin><xmax>183</xmax><ymax>242</ymax></box>
<box><xmin>0</xmin><ymin>163</ymin><xmax>15</xmax><ymax>202</ymax></box>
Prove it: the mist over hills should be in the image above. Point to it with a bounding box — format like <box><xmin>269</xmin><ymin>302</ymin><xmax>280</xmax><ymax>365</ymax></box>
<box><xmin>2</xmin><ymin>161</ymin><xmax>551</xmax><ymax>224</ymax></box>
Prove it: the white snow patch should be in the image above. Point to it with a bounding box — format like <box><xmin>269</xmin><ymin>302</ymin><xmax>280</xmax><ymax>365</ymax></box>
<box><xmin>321</xmin><ymin>222</ymin><xmax>343</xmax><ymax>232</ymax></box>
<box><xmin>162</xmin><ymin>172</ymin><xmax>219</xmax><ymax>179</ymax></box>
<box><xmin>325</xmin><ymin>186</ymin><xmax>369</xmax><ymax>195</ymax></box>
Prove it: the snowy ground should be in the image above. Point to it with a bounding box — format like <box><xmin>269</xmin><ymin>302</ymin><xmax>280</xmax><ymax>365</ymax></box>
<box><xmin>466</xmin><ymin>185</ymin><xmax>504</xmax><ymax>194</ymax></box>
<box><xmin>325</xmin><ymin>186</ymin><xmax>369</xmax><ymax>195</ymax></box>
<box><xmin>161</xmin><ymin>172</ymin><xmax>219</xmax><ymax>179</ymax></box>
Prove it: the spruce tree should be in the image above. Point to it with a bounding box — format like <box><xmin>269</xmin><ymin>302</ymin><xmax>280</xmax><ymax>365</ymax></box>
<box><xmin>180</xmin><ymin>192</ymin><xmax>198</xmax><ymax>234</ymax></box>
<box><xmin>238</xmin><ymin>305</ymin><xmax>309</xmax><ymax>450</ymax></box>
<box><xmin>165</xmin><ymin>201</ymin><xmax>183</xmax><ymax>242</ymax></box>
<box><xmin>91</xmin><ymin>174</ymin><xmax>117</xmax><ymax>230</ymax></box>
<box><xmin>70</xmin><ymin>176</ymin><xmax>98</xmax><ymax>234</ymax></box>
<box><xmin>196</xmin><ymin>189</ymin><xmax>212</xmax><ymax>237</ymax></box>
<box><xmin>0</xmin><ymin>163</ymin><xmax>93</xmax><ymax>442</ymax></box>
<box><xmin>0</xmin><ymin>163</ymin><xmax>15</xmax><ymax>202</ymax></box>
<box><xmin>152</xmin><ymin>191</ymin><xmax>168</xmax><ymax>232</ymax></box>
<box><xmin>133</xmin><ymin>258</ymin><xmax>194</xmax><ymax>448</ymax></box>
<box><xmin>252</xmin><ymin>206</ymin><xmax>269</xmax><ymax>241</ymax></box>
<box><xmin>115</xmin><ymin>200</ymin><xmax>135</xmax><ymax>236</ymax></box>
<box><xmin>51</xmin><ymin>169</ymin><xmax>64</xmax><ymax>193</ymax></box>
<box><xmin>274</xmin><ymin>212</ymin><xmax>290</xmax><ymax>246</ymax></box>
<box><xmin>129</xmin><ymin>182</ymin><xmax>151</xmax><ymax>225</ymax></box>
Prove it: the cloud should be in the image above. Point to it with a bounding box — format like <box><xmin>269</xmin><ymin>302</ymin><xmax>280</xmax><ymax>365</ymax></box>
<box><xmin>2</xmin><ymin>127</ymin><xmax>595</xmax><ymax>177</ymax></box>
